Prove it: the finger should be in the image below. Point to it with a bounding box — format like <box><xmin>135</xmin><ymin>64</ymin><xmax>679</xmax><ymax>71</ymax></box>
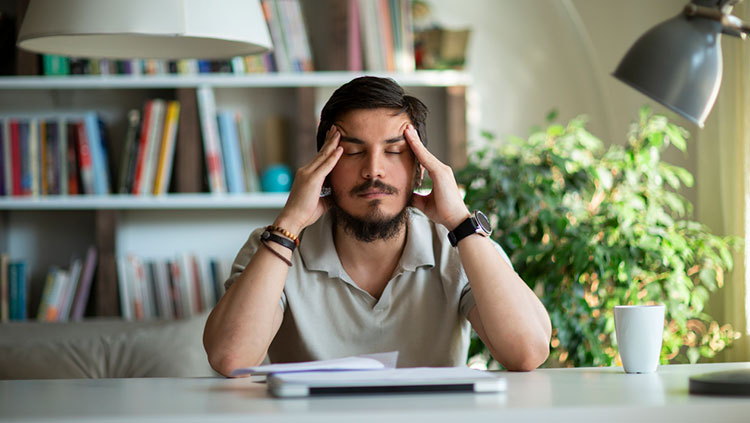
<box><xmin>307</xmin><ymin>128</ymin><xmax>341</xmax><ymax>170</ymax></box>
<box><xmin>316</xmin><ymin>145</ymin><xmax>343</xmax><ymax>176</ymax></box>
<box><xmin>404</xmin><ymin>124</ymin><xmax>441</xmax><ymax>171</ymax></box>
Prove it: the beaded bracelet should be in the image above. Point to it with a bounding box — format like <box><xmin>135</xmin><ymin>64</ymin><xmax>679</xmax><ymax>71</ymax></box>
<box><xmin>265</xmin><ymin>225</ymin><xmax>300</xmax><ymax>247</ymax></box>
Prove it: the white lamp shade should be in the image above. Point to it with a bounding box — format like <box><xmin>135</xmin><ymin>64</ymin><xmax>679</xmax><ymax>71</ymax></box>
<box><xmin>17</xmin><ymin>0</ymin><xmax>273</xmax><ymax>59</ymax></box>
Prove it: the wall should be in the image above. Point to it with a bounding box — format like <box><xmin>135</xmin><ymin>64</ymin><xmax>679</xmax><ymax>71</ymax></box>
<box><xmin>428</xmin><ymin>0</ymin><xmax>698</xmax><ymax>206</ymax></box>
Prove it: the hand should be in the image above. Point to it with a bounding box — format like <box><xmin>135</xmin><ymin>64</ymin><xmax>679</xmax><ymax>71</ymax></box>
<box><xmin>275</xmin><ymin>126</ymin><xmax>343</xmax><ymax>234</ymax></box>
<box><xmin>405</xmin><ymin>124</ymin><xmax>470</xmax><ymax>230</ymax></box>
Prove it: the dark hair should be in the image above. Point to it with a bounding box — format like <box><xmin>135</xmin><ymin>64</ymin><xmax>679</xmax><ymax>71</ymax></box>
<box><xmin>316</xmin><ymin>76</ymin><xmax>429</xmax><ymax>151</ymax></box>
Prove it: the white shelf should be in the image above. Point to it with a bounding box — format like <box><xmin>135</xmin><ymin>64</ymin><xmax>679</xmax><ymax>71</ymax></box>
<box><xmin>0</xmin><ymin>193</ymin><xmax>288</xmax><ymax>210</ymax></box>
<box><xmin>0</xmin><ymin>71</ymin><xmax>471</xmax><ymax>90</ymax></box>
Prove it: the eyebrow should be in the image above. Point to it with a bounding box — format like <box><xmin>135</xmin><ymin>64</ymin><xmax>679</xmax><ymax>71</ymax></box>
<box><xmin>339</xmin><ymin>135</ymin><xmax>406</xmax><ymax>145</ymax></box>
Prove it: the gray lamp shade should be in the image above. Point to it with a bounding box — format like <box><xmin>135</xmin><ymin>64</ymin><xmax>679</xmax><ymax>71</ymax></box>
<box><xmin>613</xmin><ymin>14</ymin><xmax>724</xmax><ymax>128</ymax></box>
<box><xmin>17</xmin><ymin>0</ymin><xmax>272</xmax><ymax>60</ymax></box>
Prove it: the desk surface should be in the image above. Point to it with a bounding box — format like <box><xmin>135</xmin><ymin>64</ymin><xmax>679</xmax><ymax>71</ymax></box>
<box><xmin>2</xmin><ymin>363</ymin><xmax>749</xmax><ymax>423</ymax></box>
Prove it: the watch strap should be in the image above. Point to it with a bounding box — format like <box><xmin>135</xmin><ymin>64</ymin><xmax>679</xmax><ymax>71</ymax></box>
<box><xmin>448</xmin><ymin>215</ymin><xmax>478</xmax><ymax>247</ymax></box>
<box><xmin>261</xmin><ymin>230</ymin><xmax>296</xmax><ymax>252</ymax></box>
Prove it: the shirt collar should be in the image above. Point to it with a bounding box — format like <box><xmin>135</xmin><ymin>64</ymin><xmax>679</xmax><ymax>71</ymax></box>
<box><xmin>299</xmin><ymin>208</ymin><xmax>436</xmax><ymax>280</ymax></box>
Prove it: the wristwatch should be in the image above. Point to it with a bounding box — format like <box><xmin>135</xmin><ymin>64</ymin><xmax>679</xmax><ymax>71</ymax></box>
<box><xmin>447</xmin><ymin>210</ymin><xmax>492</xmax><ymax>247</ymax></box>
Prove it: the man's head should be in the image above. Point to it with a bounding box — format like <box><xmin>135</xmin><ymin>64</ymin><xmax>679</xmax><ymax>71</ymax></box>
<box><xmin>316</xmin><ymin>77</ymin><xmax>429</xmax><ymax>242</ymax></box>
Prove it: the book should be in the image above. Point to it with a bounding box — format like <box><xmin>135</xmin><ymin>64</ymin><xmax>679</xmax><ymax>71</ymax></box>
<box><xmin>0</xmin><ymin>119</ymin><xmax>6</xmax><ymax>196</ymax></box>
<box><xmin>138</xmin><ymin>100</ymin><xmax>166</xmax><ymax>195</ymax></box>
<box><xmin>153</xmin><ymin>260</ymin><xmax>175</xmax><ymax>319</ymax></box>
<box><xmin>28</xmin><ymin>118</ymin><xmax>40</xmax><ymax>196</ymax></box>
<box><xmin>10</xmin><ymin>119</ymin><xmax>21</xmax><ymax>196</ymax></box>
<box><xmin>153</xmin><ymin>100</ymin><xmax>181</xmax><ymax>195</ymax></box>
<box><xmin>237</xmin><ymin>114</ymin><xmax>261</xmax><ymax>192</ymax></box>
<box><xmin>262</xmin><ymin>0</ymin><xmax>292</xmax><ymax>72</ymax></box>
<box><xmin>36</xmin><ymin>268</ymin><xmax>58</xmax><ymax>321</ymax></box>
<box><xmin>83</xmin><ymin>112</ymin><xmax>111</xmax><ymax>195</ymax></box>
<box><xmin>217</xmin><ymin>110</ymin><xmax>246</xmax><ymax>193</ymax></box>
<box><xmin>59</xmin><ymin>258</ymin><xmax>82</xmax><ymax>321</ymax></box>
<box><xmin>8</xmin><ymin>261</ymin><xmax>27</xmax><ymax>321</ymax></box>
<box><xmin>66</xmin><ymin>122</ymin><xmax>81</xmax><ymax>195</ymax></box>
<box><xmin>118</xmin><ymin>110</ymin><xmax>140</xmax><ymax>193</ymax></box>
<box><xmin>57</xmin><ymin>117</ymin><xmax>69</xmax><ymax>196</ymax></box>
<box><xmin>196</xmin><ymin>86</ymin><xmax>226</xmax><ymax>193</ymax></box>
<box><xmin>0</xmin><ymin>254</ymin><xmax>8</xmax><ymax>322</ymax></box>
<box><xmin>116</xmin><ymin>255</ymin><xmax>133</xmax><ymax>320</ymax></box>
<box><xmin>70</xmin><ymin>246</ymin><xmax>97</xmax><ymax>321</ymax></box>
<box><xmin>76</xmin><ymin>121</ymin><xmax>95</xmax><ymax>195</ymax></box>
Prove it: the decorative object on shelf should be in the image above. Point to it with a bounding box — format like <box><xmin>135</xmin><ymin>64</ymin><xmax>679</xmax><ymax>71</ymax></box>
<box><xmin>458</xmin><ymin>108</ymin><xmax>740</xmax><ymax>369</ymax></box>
<box><xmin>613</xmin><ymin>0</ymin><xmax>749</xmax><ymax>127</ymax></box>
<box><xmin>16</xmin><ymin>0</ymin><xmax>272</xmax><ymax>59</ymax></box>
<box><xmin>261</xmin><ymin>164</ymin><xmax>292</xmax><ymax>192</ymax></box>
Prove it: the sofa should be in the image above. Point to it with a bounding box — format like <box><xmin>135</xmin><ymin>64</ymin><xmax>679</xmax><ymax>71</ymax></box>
<box><xmin>0</xmin><ymin>312</ymin><xmax>219</xmax><ymax>379</ymax></box>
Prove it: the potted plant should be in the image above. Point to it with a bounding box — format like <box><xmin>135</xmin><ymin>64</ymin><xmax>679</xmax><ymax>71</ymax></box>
<box><xmin>458</xmin><ymin>108</ymin><xmax>741</xmax><ymax>368</ymax></box>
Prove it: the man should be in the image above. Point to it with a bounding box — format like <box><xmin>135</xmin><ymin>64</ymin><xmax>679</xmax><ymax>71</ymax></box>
<box><xmin>203</xmin><ymin>76</ymin><xmax>551</xmax><ymax>376</ymax></box>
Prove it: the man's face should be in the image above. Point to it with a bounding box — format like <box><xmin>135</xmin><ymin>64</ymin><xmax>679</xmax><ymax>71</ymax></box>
<box><xmin>328</xmin><ymin>108</ymin><xmax>418</xmax><ymax>238</ymax></box>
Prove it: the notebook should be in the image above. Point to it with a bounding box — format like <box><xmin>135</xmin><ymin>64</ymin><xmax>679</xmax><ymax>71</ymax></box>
<box><xmin>267</xmin><ymin>367</ymin><xmax>506</xmax><ymax>398</ymax></box>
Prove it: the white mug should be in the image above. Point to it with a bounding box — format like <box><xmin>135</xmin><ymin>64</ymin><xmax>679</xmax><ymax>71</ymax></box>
<box><xmin>614</xmin><ymin>305</ymin><xmax>665</xmax><ymax>374</ymax></box>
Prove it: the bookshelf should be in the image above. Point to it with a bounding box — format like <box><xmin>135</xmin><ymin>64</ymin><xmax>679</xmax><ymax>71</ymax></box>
<box><xmin>0</xmin><ymin>71</ymin><xmax>470</xmax><ymax>320</ymax></box>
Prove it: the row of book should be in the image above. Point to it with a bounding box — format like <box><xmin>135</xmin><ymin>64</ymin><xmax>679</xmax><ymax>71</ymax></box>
<box><xmin>41</xmin><ymin>54</ymin><xmax>275</xmax><ymax>77</ymax></box>
<box><xmin>0</xmin><ymin>255</ymin><xmax>27</xmax><ymax>322</ymax></box>
<box><xmin>118</xmin><ymin>100</ymin><xmax>181</xmax><ymax>195</ymax></box>
<box><xmin>330</xmin><ymin>0</ymin><xmax>415</xmax><ymax>72</ymax></box>
<box><xmin>0</xmin><ymin>113</ymin><xmax>111</xmax><ymax>197</ymax></box>
<box><xmin>117</xmin><ymin>254</ymin><xmax>231</xmax><ymax>321</ymax></box>
<box><xmin>36</xmin><ymin>247</ymin><xmax>97</xmax><ymax>322</ymax></box>
<box><xmin>196</xmin><ymin>87</ymin><xmax>262</xmax><ymax>194</ymax></box>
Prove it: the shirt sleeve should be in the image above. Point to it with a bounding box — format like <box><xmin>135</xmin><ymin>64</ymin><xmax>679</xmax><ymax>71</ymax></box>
<box><xmin>224</xmin><ymin>227</ymin><xmax>288</xmax><ymax>312</ymax></box>
<box><xmin>458</xmin><ymin>239</ymin><xmax>513</xmax><ymax>318</ymax></box>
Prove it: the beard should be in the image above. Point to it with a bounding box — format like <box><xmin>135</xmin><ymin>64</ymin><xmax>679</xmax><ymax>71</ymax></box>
<box><xmin>329</xmin><ymin>179</ymin><xmax>411</xmax><ymax>243</ymax></box>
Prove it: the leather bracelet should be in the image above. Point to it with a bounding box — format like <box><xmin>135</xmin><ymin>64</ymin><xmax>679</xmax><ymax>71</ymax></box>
<box><xmin>261</xmin><ymin>230</ymin><xmax>296</xmax><ymax>252</ymax></box>
<box><xmin>260</xmin><ymin>239</ymin><xmax>292</xmax><ymax>267</ymax></box>
<box><xmin>265</xmin><ymin>225</ymin><xmax>300</xmax><ymax>246</ymax></box>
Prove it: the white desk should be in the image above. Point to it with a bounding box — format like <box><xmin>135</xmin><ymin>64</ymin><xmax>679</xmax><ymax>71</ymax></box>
<box><xmin>1</xmin><ymin>363</ymin><xmax>749</xmax><ymax>423</ymax></box>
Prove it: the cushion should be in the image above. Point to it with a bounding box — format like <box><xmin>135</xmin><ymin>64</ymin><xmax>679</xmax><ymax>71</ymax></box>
<box><xmin>0</xmin><ymin>312</ymin><xmax>218</xmax><ymax>379</ymax></box>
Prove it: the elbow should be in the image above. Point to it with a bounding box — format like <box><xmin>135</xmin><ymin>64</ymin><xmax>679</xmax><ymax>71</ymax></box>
<box><xmin>504</xmin><ymin>341</ymin><xmax>550</xmax><ymax>372</ymax></box>
<box><xmin>493</xmin><ymin>333</ymin><xmax>550</xmax><ymax>372</ymax></box>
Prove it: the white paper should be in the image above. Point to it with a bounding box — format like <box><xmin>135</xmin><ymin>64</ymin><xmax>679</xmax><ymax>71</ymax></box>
<box><xmin>230</xmin><ymin>351</ymin><xmax>399</xmax><ymax>377</ymax></box>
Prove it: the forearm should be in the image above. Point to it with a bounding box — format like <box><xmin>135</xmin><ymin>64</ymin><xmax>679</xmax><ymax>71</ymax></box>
<box><xmin>203</xmin><ymin>242</ymin><xmax>290</xmax><ymax>376</ymax></box>
<box><xmin>459</xmin><ymin>236</ymin><xmax>551</xmax><ymax>370</ymax></box>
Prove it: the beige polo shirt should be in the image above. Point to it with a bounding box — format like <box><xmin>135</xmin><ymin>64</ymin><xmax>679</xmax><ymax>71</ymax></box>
<box><xmin>225</xmin><ymin>208</ymin><xmax>511</xmax><ymax>367</ymax></box>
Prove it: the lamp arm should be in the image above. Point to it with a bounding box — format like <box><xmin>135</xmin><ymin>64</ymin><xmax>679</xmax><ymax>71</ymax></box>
<box><xmin>684</xmin><ymin>2</ymin><xmax>750</xmax><ymax>39</ymax></box>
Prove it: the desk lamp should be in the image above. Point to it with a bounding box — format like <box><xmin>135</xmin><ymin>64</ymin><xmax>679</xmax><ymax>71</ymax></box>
<box><xmin>16</xmin><ymin>0</ymin><xmax>272</xmax><ymax>59</ymax></box>
<box><xmin>613</xmin><ymin>0</ymin><xmax>750</xmax><ymax>395</ymax></box>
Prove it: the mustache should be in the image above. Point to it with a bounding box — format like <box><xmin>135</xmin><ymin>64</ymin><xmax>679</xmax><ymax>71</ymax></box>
<box><xmin>349</xmin><ymin>179</ymin><xmax>398</xmax><ymax>196</ymax></box>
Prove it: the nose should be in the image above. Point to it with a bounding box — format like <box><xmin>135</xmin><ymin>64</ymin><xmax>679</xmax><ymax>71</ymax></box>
<box><xmin>361</xmin><ymin>150</ymin><xmax>385</xmax><ymax>180</ymax></box>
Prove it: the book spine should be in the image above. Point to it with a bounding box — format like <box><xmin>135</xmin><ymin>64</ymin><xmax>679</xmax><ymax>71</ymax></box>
<box><xmin>237</xmin><ymin>114</ymin><xmax>261</xmax><ymax>192</ymax></box>
<box><xmin>139</xmin><ymin>99</ymin><xmax>166</xmax><ymax>195</ymax></box>
<box><xmin>59</xmin><ymin>259</ymin><xmax>82</xmax><ymax>321</ymax></box>
<box><xmin>10</xmin><ymin>120</ymin><xmax>21</xmax><ymax>196</ymax></box>
<box><xmin>196</xmin><ymin>86</ymin><xmax>226</xmax><ymax>193</ymax></box>
<box><xmin>36</xmin><ymin>268</ymin><xmax>57</xmax><ymax>321</ymax></box>
<box><xmin>19</xmin><ymin>121</ymin><xmax>31</xmax><ymax>196</ymax></box>
<box><xmin>262</xmin><ymin>0</ymin><xmax>292</xmax><ymax>72</ymax></box>
<box><xmin>0</xmin><ymin>120</ymin><xmax>5</xmax><ymax>196</ymax></box>
<box><xmin>76</xmin><ymin>122</ymin><xmax>96</xmax><ymax>195</ymax></box>
<box><xmin>40</xmin><ymin>120</ymin><xmax>47</xmax><ymax>195</ymax></box>
<box><xmin>120</xmin><ymin>110</ymin><xmax>141</xmax><ymax>194</ymax></box>
<box><xmin>169</xmin><ymin>260</ymin><xmax>184</xmax><ymax>319</ymax></box>
<box><xmin>2</xmin><ymin>118</ymin><xmax>11</xmax><ymax>196</ymax></box>
<box><xmin>66</xmin><ymin>123</ymin><xmax>80</xmax><ymax>196</ymax></box>
<box><xmin>9</xmin><ymin>262</ymin><xmax>27</xmax><ymax>321</ymax></box>
<box><xmin>0</xmin><ymin>254</ymin><xmax>9</xmax><ymax>322</ymax></box>
<box><xmin>28</xmin><ymin>119</ymin><xmax>40</xmax><ymax>197</ymax></box>
<box><xmin>45</xmin><ymin>120</ymin><xmax>59</xmax><ymax>195</ymax></box>
<box><xmin>84</xmin><ymin>112</ymin><xmax>110</xmax><ymax>195</ymax></box>
<box><xmin>58</xmin><ymin>117</ymin><xmax>68</xmax><ymax>196</ymax></box>
<box><xmin>116</xmin><ymin>255</ymin><xmax>133</xmax><ymax>320</ymax></box>
<box><xmin>153</xmin><ymin>101</ymin><xmax>181</xmax><ymax>195</ymax></box>
<box><xmin>217</xmin><ymin>111</ymin><xmax>246</xmax><ymax>193</ymax></box>
<box><xmin>378</xmin><ymin>0</ymin><xmax>395</xmax><ymax>71</ymax></box>
<box><xmin>70</xmin><ymin>246</ymin><xmax>97</xmax><ymax>321</ymax></box>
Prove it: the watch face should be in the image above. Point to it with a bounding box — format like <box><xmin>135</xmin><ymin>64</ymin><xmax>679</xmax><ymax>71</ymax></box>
<box><xmin>475</xmin><ymin>211</ymin><xmax>491</xmax><ymax>233</ymax></box>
